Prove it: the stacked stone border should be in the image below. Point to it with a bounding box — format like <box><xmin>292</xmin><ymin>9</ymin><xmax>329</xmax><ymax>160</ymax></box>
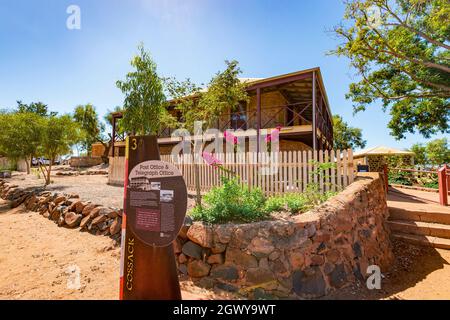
<box><xmin>0</xmin><ymin>172</ymin><xmax>393</xmax><ymax>299</ymax></box>
<box><xmin>0</xmin><ymin>180</ymin><xmax>122</xmax><ymax>242</ymax></box>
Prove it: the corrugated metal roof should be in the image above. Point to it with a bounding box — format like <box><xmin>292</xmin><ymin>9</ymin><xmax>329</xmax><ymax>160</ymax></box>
<box><xmin>354</xmin><ymin>146</ymin><xmax>414</xmax><ymax>157</ymax></box>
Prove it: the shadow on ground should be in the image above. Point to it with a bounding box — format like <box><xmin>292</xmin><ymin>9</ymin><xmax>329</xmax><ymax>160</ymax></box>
<box><xmin>324</xmin><ymin>238</ymin><xmax>449</xmax><ymax>300</ymax></box>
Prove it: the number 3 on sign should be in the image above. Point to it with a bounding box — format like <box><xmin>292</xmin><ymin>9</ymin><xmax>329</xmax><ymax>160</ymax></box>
<box><xmin>131</xmin><ymin>138</ymin><xmax>137</xmax><ymax>150</ymax></box>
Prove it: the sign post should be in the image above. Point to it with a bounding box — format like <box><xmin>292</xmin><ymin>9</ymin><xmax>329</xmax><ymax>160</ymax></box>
<box><xmin>119</xmin><ymin>135</ymin><xmax>187</xmax><ymax>300</ymax></box>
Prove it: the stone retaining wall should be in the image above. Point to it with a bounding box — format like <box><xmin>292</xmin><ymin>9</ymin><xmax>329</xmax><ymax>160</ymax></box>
<box><xmin>0</xmin><ymin>172</ymin><xmax>393</xmax><ymax>299</ymax></box>
<box><xmin>174</xmin><ymin>172</ymin><xmax>393</xmax><ymax>298</ymax></box>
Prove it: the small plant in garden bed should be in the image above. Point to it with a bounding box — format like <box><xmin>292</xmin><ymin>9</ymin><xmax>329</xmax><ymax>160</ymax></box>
<box><xmin>190</xmin><ymin>176</ymin><xmax>268</xmax><ymax>224</ymax></box>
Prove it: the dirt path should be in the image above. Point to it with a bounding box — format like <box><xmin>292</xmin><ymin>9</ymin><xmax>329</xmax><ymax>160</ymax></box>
<box><xmin>0</xmin><ymin>198</ymin><xmax>121</xmax><ymax>299</ymax></box>
<box><xmin>1</xmin><ymin>196</ymin><xmax>449</xmax><ymax>300</ymax></box>
<box><xmin>0</xmin><ymin>199</ymin><xmax>226</xmax><ymax>300</ymax></box>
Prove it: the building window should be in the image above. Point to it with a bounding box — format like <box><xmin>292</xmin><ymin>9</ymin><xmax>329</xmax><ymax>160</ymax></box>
<box><xmin>230</xmin><ymin>102</ymin><xmax>247</xmax><ymax>130</ymax></box>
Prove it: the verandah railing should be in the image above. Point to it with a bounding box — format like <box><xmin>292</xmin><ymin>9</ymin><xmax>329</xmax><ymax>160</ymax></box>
<box><xmin>160</xmin><ymin>149</ymin><xmax>354</xmax><ymax>196</ymax></box>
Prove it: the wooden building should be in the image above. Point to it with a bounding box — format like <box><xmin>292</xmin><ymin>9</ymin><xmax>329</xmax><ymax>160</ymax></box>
<box><xmin>110</xmin><ymin>67</ymin><xmax>333</xmax><ymax>156</ymax></box>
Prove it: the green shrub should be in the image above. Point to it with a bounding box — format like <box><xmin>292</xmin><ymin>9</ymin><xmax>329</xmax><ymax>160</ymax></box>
<box><xmin>264</xmin><ymin>193</ymin><xmax>308</xmax><ymax>214</ymax></box>
<box><xmin>190</xmin><ymin>176</ymin><xmax>268</xmax><ymax>223</ymax></box>
<box><xmin>388</xmin><ymin>171</ymin><xmax>413</xmax><ymax>186</ymax></box>
<box><xmin>423</xmin><ymin>182</ymin><xmax>439</xmax><ymax>189</ymax></box>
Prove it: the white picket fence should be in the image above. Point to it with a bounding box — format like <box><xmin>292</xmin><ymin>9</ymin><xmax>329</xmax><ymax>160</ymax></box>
<box><xmin>160</xmin><ymin>149</ymin><xmax>354</xmax><ymax>196</ymax></box>
<box><xmin>108</xmin><ymin>150</ymin><xmax>354</xmax><ymax>194</ymax></box>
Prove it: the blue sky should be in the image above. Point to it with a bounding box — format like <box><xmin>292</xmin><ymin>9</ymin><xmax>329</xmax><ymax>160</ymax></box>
<box><xmin>0</xmin><ymin>0</ymin><xmax>447</xmax><ymax>151</ymax></box>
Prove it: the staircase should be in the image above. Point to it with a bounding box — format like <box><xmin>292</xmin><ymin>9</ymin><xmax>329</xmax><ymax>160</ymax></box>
<box><xmin>387</xmin><ymin>187</ymin><xmax>450</xmax><ymax>250</ymax></box>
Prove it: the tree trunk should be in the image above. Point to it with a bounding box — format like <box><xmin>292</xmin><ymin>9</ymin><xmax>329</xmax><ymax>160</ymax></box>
<box><xmin>46</xmin><ymin>161</ymin><xmax>52</xmax><ymax>185</ymax></box>
<box><xmin>25</xmin><ymin>158</ymin><xmax>30</xmax><ymax>175</ymax></box>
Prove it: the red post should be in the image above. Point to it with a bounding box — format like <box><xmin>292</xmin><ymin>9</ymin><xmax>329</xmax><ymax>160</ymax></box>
<box><xmin>383</xmin><ymin>164</ymin><xmax>389</xmax><ymax>194</ymax></box>
<box><xmin>439</xmin><ymin>165</ymin><xmax>448</xmax><ymax>206</ymax></box>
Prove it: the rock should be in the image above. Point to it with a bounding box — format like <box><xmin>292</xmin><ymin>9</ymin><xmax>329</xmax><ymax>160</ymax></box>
<box><xmin>187</xmin><ymin>223</ymin><xmax>213</xmax><ymax>248</ymax></box>
<box><xmin>289</xmin><ymin>250</ymin><xmax>305</xmax><ymax>269</ymax></box>
<box><xmin>323</xmin><ymin>262</ymin><xmax>335</xmax><ymax>275</ymax></box>
<box><xmin>325</xmin><ymin>249</ymin><xmax>341</xmax><ymax>264</ymax></box>
<box><xmin>80</xmin><ymin>215</ymin><xmax>91</xmax><ymax>229</ymax></box>
<box><xmin>65</xmin><ymin>212</ymin><xmax>82</xmax><ymax>228</ymax></box>
<box><xmin>245</xmin><ymin>268</ymin><xmax>274</xmax><ymax>286</ymax></box>
<box><xmin>252</xmin><ymin>288</ymin><xmax>278</xmax><ymax>300</ymax></box>
<box><xmin>109</xmin><ymin>217</ymin><xmax>121</xmax><ymax>235</ymax></box>
<box><xmin>178</xmin><ymin>253</ymin><xmax>188</xmax><ymax>264</ymax></box>
<box><xmin>328</xmin><ymin>264</ymin><xmax>347</xmax><ymax>288</ymax></box>
<box><xmin>107</xmin><ymin>210</ymin><xmax>118</xmax><ymax>219</ymax></box>
<box><xmin>352</xmin><ymin>242</ymin><xmax>363</xmax><ymax>258</ymax></box>
<box><xmin>178</xmin><ymin>216</ymin><xmax>193</xmax><ymax>239</ymax></box>
<box><xmin>178</xmin><ymin>264</ymin><xmax>188</xmax><ymax>275</ymax></box>
<box><xmin>215</xmin><ymin>282</ymin><xmax>238</xmax><ymax>292</ymax></box>
<box><xmin>247</xmin><ymin>237</ymin><xmax>275</xmax><ymax>257</ymax></box>
<box><xmin>75</xmin><ymin>201</ymin><xmax>87</xmax><ymax>214</ymax></box>
<box><xmin>187</xmin><ymin>260</ymin><xmax>211</xmax><ymax>278</ymax></box>
<box><xmin>211</xmin><ymin>243</ymin><xmax>227</xmax><ymax>254</ymax></box>
<box><xmin>225</xmin><ymin>248</ymin><xmax>258</xmax><ymax>269</ymax></box>
<box><xmin>54</xmin><ymin>195</ymin><xmax>66</xmax><ymax>205</ymax></box>
<box><xmin>195</xmin><ymin>277</ymin><xmax>215</xmax><ymax>289</ymax></box>
<box><xmin>207</xmin><ymin>254</ymin><xmax>224</xmax><ymax>265</ymax></box>
<box><xmin>88</xmin><ymin>207</ymin><xmax>102</xmax><ymax>219</ymax></box>
<box><xmin>68</xmin><ymin>200</ymin><xmax>79</xmax><ymax>212</ymax></box>
<box><xmin>292</xmin><ymin>266</ymin><xmax>326</xmax><ymax>297</ymax></box>
<box><xmin>210</xmin><ymin>265</ymin><xmax>239</xmax><ymax>281</ymax></box>
<box><xmin>68</xmin><ymin>193</ymin><xmax>79</xmax><ymax>199</ymax></box>
<box><xmin>182</xmin><ymin>241</ymin><xmax>203</xmax><ymax>260</ymax></box>
<box><xmin>259</xmin><ymin>257</ymin><xmax>269</xmax><ymax>269</ymax></box>
<box><xmin>50</xmin><ymin>207</ymin><xmax>62</xmax><ymax>221</ymax></box>
<box><xmin>91</xmin><ymin>214</ymin><xmax>108</xmax><ymax>226</ymax></box>
<box><xmin>26</xmin><ymin>196</ymin><xmax>38</xmax><ymax>210</ymax></box>
<box><xmin>214</xmin><ymin>224</ymin><xmax>234</xmax><ymax>244</ymax></box>
<box><xmin>57</xmin><ymin>215</ymin><xmax>65</xmax><ymax>227</ymax></box>
<box><xmin>310</xmin><ymin>254</ymin><xmax>325</xmax><ymax>266</ymax></box>
<box><xmin>268</xmin><ymin>251</ymin><xmax>281</xmax><ymax>261</ymax></box>
<box><xmin>81</xmin><ymin>203</ymin><xmax>97</xmax><ymax>216</ymax></box>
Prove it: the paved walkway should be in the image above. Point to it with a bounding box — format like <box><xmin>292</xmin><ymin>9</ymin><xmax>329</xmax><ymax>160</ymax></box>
<box><xmin>387</xmin><ymin>187</ymin><xmax>450</xmax><ymax>215</ymax></box>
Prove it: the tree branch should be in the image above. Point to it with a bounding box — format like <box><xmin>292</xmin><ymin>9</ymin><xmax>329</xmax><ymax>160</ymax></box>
<box><xmin>381</xmin><ymin>1</ymin><xmax>450</xmax><ymax>50</ymax></box>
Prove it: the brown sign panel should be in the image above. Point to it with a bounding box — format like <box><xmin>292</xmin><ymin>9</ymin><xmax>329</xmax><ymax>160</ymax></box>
<box><xmin>120</xmin><ymin>135</ymin><xmax>187</xmax><ymax>300</ymax></box>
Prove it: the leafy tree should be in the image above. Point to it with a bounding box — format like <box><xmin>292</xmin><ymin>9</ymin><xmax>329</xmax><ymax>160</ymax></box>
<box><xmin>0</xmin><ymin>112</ymin><xmax>44</xmax><ymax>174</ymax></box>
<box><xmin>38</xmin><ymin>115</ymin><xmax>81</xmax><ymax>185</ymax></box>
<box><xmin>409</xmin><ymin>138</ymin><xmax>449</xmax><ymax>167</ymax></box>
<box><xmin>332</xmin><ymin>0</ymin><xmax>450</xmax><ymax>139</ymax></box>
<box><xmin>426</xmin><ymin>137</ymin><xmax>450</xmax><ymax>166</ymax></box>
<box><xmin>410</xmin><ymin>142</ymin><xmax>428</xmax><ymax>166</ymax></box>
<box><xmin>197</xmin><ymin>60</ymin><xmax>249</xmax><ymax>129</ymax></box>
<box><xmin>116</xmin><ymin>44</ymin><xmax>174</xmax><ymax>135</ymax></box>
<box><xmin>73</xmin><ymin>104</ymin><xmax>109</xmax><ymax>160</ymax></box>
<box><xmin>164</xmin><ymin>78</ymin><xmax>202</xmax><ymax>131</ymax></box>
<box><xmin>166</xmin><ymin>60</ymin><xmax>249</xmax><ymax>207</ymax></box>
<box><xmin>16</xmin><ymin>100</ymin><xmax>57</xmax><ymax>117</ymax></box>
<box><xmin>332</xmin><ymin>114</ymin><xmax>367</xmax><ymax>150</ymax></box>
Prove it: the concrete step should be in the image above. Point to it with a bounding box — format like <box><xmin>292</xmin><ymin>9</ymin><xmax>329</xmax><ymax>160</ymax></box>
<box><xmin>388</xmin><ymin>220</ymin><xmax>450</xmax><ymax>239</ymax></box>
<box><xmin>391</xmin><ymin>232</ymin><xmax>450</xmax><ymax>250</ymax></box>
<box><xmin>389</xmin><ymin>207</ymin><xmax>450</xmax><ymax>225</ymax></box>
